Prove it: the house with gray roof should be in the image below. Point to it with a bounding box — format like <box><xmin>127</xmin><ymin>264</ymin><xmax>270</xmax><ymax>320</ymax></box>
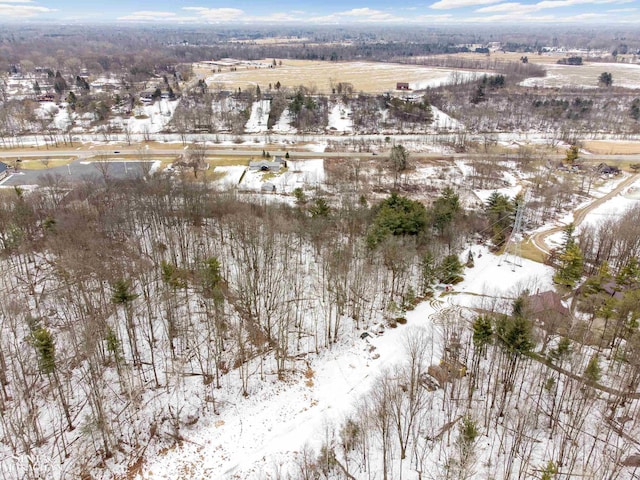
<box><xmin>249</xmin><ymin>160</ymin><xmax>282</xmax><ymax>172</ymax></box>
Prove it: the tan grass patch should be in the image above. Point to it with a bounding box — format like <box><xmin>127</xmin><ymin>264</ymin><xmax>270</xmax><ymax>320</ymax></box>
<box><xmin>582</xmin><ymin>141</ymin><xmax>640</xmax><ymax>155</ymax></box>
<box><xmin>13</xmin><ymin>158</ymin><xmax>74</xmax><ymax>170</ymax></box>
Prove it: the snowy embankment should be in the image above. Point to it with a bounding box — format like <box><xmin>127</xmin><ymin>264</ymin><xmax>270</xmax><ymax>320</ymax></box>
<box><xmin>411</xmin><ymin>70</ymin><xmax>486</xmax><ymax>90</ymax></box>
<box><xmin>244</xmin><ymin>99</ymin><xmax>271</xmax><ymax>133</ymax></box>
<box><xmin>271</xmin><ymin>108</ymin><xmax>296</xmax><ymax>134</ymax></box>
<box><xmin>431</xmin><ymin>105</ymin><xmax>464</xmax><ymax>131</ymax></box>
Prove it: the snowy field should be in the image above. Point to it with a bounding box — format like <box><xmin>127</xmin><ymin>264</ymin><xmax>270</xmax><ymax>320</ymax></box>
<box><xmin>237</xmin><ymin>159</ymin><xmax>325</xmax><ymax>194</ymax></box>
<box><xmin>520</xmin><ymin>62</ymin><xmax>640</xmax><ymax>89</ymax></box>
<box><xmin>213</xmin><ymin>165</ymin><xmax>246</xmax><ymax>186</ymax></box>
<box><xmin>451</xmin><ymin>246</ymin><xmax>555</xmax><ymax>311</ymax></box>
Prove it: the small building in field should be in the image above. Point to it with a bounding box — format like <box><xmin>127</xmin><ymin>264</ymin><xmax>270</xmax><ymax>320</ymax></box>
<box><xmin>396</xmin><ymin>82</ymin><xmax>411</xmax><ymax>91</ymax></box>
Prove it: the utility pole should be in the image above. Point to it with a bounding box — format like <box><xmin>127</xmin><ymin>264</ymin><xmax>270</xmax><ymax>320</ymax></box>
<box><xmin>499</xmin><ymin>192</ymin><xmax>527</xmax><ymax>271</ymax></box>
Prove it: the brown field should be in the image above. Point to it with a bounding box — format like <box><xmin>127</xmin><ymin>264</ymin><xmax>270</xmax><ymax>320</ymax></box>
<box><xmin>200</xmin><ymin>59</ymin><xmax>484</xmax><ymax>94</ymax></box>
<box><xmin>583</xmin><ymin>141</ymin><xmax>640</xmax><ymax>155</ymax></box>
<box><xmin>441</xmin><ymin>51</ymin><xmax>563</xmax><ymax>65</ymax></box>
<box><xmin>229</xmin><ymin>37</ymin><xmax>309</xmax><ymax>45</ymax></box>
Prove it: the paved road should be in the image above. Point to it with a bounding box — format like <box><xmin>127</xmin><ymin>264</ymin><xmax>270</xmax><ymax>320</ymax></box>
<box><xmin>527</xmin><ymin>173</ymin><xmax>640</xmax><ymax>257</ymax></box>
<box><xmin>3</xmin><ymin>145</ymin><xmax>640</xmax><ymax>187</ymax></box>
<box><xmin>0</xmin><ymin>148</ymin><xmax>371</xmax><ymax>160</ymax></box>
<box><xmin>3</xmin><ymin>147</ymin><xmax>640</xmax><ymax>162</ymax></box>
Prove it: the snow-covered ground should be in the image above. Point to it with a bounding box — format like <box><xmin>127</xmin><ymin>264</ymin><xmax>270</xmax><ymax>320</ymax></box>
<box><xmin>431</xmin><ymin>105</ymin><xmax>463</xmax><ymax>131</ymax></box>
<box><xmin>237</xmin><ymin>159</ymin><xmax>325</xmax><ymax>194</ymax></box>
<box><xmin>214</xmin><ymin>165</ymin><xmax>246</xmax><ymax>186</ymax></box>
<box><xmin>139</xmin><ymin>290</ymin><xmax>445</xmax><ymax>479</ymax></box>
<box><xmin>411</xmin><ymin>71</ymin><xmax>485</xmax><ymax>90</ymax></box>
<box><xmin>36</xmin><ymin>102</ymin><xmax>73</xmax><ymax>130</ymax></box>
<box><xmin>451</xmin><ymin>245</ymin><xmax>555</xmax><ymax>311</ymax></box>
<box><xmin>327</xmin><ymin>103</ymin><xmax>353</xmax><ymax>133</ymax></box>
<box><xmin>520</xmin><ymin>62</ymin><xmax>640</xmax><ymax>89</ymax></box>
<box><xmin>271</xmin><ymin>108</ymin><xmax>296</xmax><ymax>134</ymax></box>
<box><xmin>125</xmin><ymin>99</ymin><xmax>180</xmax><ymax>134</ymax></box>
<box><xmin>244</xmin><ymin>99</ymin><xmax>271</xmax><ymax>133</ymax></box>
<box><xmin>139</xmin><ymin>242</ymin><xmax>556</xmax><ymax>479</ymax></box>
<box><xmin>579</xmin><ymin>176</ymin><xmax>640</xmax><ymax>229</ymax></box>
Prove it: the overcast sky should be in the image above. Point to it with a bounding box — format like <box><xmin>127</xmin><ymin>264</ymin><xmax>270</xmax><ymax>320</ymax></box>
<box><xmin>1</xmin><ymin>0</ymin><xmax>639</xmax><ymax>24</ymax></box>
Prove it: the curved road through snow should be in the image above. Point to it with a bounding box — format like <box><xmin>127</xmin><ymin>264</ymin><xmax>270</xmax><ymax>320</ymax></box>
<box><xmin>528</xmin><ymin>173</ymin><xmax>640</xmax><ymax>258</ymax></box>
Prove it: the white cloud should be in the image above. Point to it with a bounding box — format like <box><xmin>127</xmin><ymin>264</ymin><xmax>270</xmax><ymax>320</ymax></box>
<box><xmin>464</xmin><ymin>10</ymin><xmax>612</xmax><ymax>21</ymax></box>
<box><xmin>430</xmin><ymin>0</ymin><xmax>503</xmax><ymax>10</ymax></box>
<box><xmin>476</xmin><ymin>2</ymin><xmax>538</xmax><ymax>12</ymax></box>
<box><xmin>182</xmin><ymin>7</ymin><xmax>244</xmax><ymax>22</ymax></box>
<box><xmin>118</xmin><ymin>10</ymin><xmax>200</xmax><ymax>22</ymax></box>
<box><xmin>0</xmin><ymin>2</ymin><xmax>55</xmax><ymax>17</ymax></box>
<box><xmin>414</xmin><ymin>14</ymin><xmax>455</xmax><ymax>20</ymax></box>
<box><xmin>309</xmin><ymin>7</ymin><xmax>403</xmax><ymax>23</ymax></box>
<box><xmin>477</xmin><ymin>0</ymin><xmax>632</xmax><ymax>15</ymax></box>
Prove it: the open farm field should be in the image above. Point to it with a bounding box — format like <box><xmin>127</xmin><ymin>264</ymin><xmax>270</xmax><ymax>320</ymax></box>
<box><xmin>229</xmin><ymin>36</ymin><xmax>310</xmax><ymax>45</ymax></box>
<box><xmin>521</xmin><ymin>62</ymin><xmax>640</xmax><ymax>89</ymax></box>
<box><xmin>583</xmin><ymin>140</ymin><xmax>640</xmax><ymax>155</ymax></box>
<box><xmin>202</xmin><ymin>59</ymin><xmax>484</xmax><ymax>94</ymax></box>
<box><xmin>412</xmin><ymin>52</ymin><xmax>640</xmax><ymax>89</ymax></box>
<box><xmin>434</xmin><ymin>51</ymin><xmax>569</xmax><ymax>65</ymax></box>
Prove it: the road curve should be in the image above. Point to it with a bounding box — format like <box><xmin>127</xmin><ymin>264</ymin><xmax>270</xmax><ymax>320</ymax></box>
<box><xmin>528</xmin><ymin>173</ymin><xmax>640</xmax><ymax>258</ymax></box>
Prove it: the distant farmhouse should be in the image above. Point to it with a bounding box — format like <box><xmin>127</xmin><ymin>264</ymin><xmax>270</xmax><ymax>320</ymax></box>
<box><xmin>396</xmin><ymin>82</ymin><xmax>411</xmax><ymax>91</ymax></box>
